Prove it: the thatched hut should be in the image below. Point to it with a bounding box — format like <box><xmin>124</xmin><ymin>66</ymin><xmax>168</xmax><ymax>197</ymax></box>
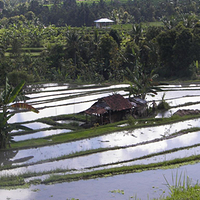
<box><xmin>85</xmin><ymin>94</ymin><xmax>132</xmax><ymax>124</ymax></box>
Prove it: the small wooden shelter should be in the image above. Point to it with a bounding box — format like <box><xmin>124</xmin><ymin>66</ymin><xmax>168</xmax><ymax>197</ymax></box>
<box><xmin>85</xmin><ymin>94</ymin><xmax>132</xmax><ymax>124</ymax></box>
<box><xmin>94</xmin><ymin>18</ymin><xmax>114</xmax><ymax>28</ymax></box>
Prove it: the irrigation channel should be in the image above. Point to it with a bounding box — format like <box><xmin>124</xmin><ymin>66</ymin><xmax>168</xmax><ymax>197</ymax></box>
<box><xmin>1</xmin><ymin>82</ymin><xmax>200</xmax><ymax>199</ymax></box>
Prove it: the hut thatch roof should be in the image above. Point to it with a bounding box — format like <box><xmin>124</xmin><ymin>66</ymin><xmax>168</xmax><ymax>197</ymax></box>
<box><xmin>85</xmin><ymin>94</ymin><xmax>132</xmax><ymax>115</ymax></box>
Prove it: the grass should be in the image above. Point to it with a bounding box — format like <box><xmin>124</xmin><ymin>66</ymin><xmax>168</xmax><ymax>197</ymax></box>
<box><xmin>158</xmin><ymin>172</ymin><xmax>200</xmax><ymax>200</ymax></box>
<box><xmin>162</xmin><ymin>184</ymin><xmax>200</xmax><ymax>200</ymax></box>
<box><xmin>1</xmin><ymin>143</ymin><xmax>200</xmax><ymax>188</ymax></box>
<box><xmin>39</xmin><ymin>155</ymin><xmax>200</xmax><ymax>185</ymax></box>
<box><xmin>2</xmin><ymin>128</ymin><xmax>200</xmax><ymax>172</ymax></box>
<box><xmin>2</xmin><ymin>105</ymin><xmax>200</xmax><ymax>189</ymax></box>
<box><xmin>4</xmin><ymin>112</ymin><xmax>200</xmax><ymax>150</ymax></box>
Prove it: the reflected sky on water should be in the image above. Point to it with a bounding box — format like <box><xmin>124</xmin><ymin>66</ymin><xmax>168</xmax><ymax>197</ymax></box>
<box><xmin>13</xmin><ymin>129</ymin><xmax>71</xmax><ymax>142</ymax></box>
<box><xmin>1</xmin><ymin>129</ymin><xmax>200</xmax><ymax>176</ymax></box>
<box><xmin>9</xmin><ymin>91</ymin><xmax>127</xmax><ymax>124</ymax></box>
<box><xmin>3</xmin><ymin>118</ymin><xmax>200</xmax><ymax>167</ymax></box>
<box><xmin>1</xmin><ymin>163</ymin><xmax>200</xmax><ymax>200</ymax></box>
<box><xmin>8</xmin><ymin>83</ymin><xmax>200</xmax><ymax>123</ymax></box>
<box><xmin>2</xmin><ymin>83</ymin><xmax>200</xmax><ymax>199</ymax></box>
<box><xmin>0</xmin><ymin>132</ymin><xmax>200</xmax><ymax>175</ymax></box>
<box><xmin>22</xmin><ymin>122</ymin><xmax>52</xmax><ymax>129</ymax></box>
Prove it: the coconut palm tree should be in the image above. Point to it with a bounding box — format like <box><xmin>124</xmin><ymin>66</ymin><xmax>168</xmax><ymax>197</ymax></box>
<box><xmin>65</xmin><ymin>31</ymin><xmax>82</xmax><ymax>67</ymax></box>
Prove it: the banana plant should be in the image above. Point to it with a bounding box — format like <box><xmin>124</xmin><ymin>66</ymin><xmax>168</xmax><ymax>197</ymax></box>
<box><xmin>124</xmin><ymin>47</ymin><xmax>165</xmax><ymax>100</ymax></box>
<box><xmin>0</xmin><ymin>78</ymin><xmax>39</xmax><ymax>149</ymax></box>
<box><xmin>125</xmin><ymin>65</ymin><xmax>163</xmax><ymax>100</ymax></box>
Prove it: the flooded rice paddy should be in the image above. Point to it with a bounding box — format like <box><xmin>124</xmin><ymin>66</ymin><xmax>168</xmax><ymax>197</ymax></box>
<box><xmin>1</xmin><ymin>82</ymin><xmax>200</xmax><ymax>199</ymax></box>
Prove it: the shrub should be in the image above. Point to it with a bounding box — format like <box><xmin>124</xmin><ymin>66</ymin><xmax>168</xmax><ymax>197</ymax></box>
<box><xmin>8</xmin><ymin>70</ymin><xmax>34</xmax><ymax>86</ymax></box>
<box><xmin>157</xmin><ymin>93</ymin><xmax>170</xmax><ymax>110</ymax></box>
<box><xmin>127</xmin><ymin>115</ymin><xmax>136</xmax><ymax>125</ymax></box>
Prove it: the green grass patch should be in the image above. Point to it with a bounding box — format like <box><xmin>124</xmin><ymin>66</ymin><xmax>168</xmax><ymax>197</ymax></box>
<box><xmin>159</xmin><ymin>172</ymin><xmax>200</xmax><ymax>200</ymax></box>
<box><xmin>5</xmin><ymin>52</ymin><xmax>41</xmax><ymax>57</ymax></box>
<box><xmin>142</xmin><ymin>21</ymin><xmax>164</xmax><ymax>27</ymax></box>
<box><xmin>2</xmin><ymin>127</ymin><xmax>200</xmax><ymax>172</ymax></box>
<box><xmin>41</xmin><ymin>155</ymin><xmax>200</xmax><ymax>185</ymax></box>
<box><xmin>4</xmin><ymin>113</ymin><xmax>200</xmax><ymax>150</ymax></box>
<box><xmin>0</xmin><ymin>175</ymin><xmax>26</xmax><ymax>187</ymax></box>
<box><xmin>1</xmin><ymin>152</ymin><xmax>200</xmax><ymax>188</ymax></box>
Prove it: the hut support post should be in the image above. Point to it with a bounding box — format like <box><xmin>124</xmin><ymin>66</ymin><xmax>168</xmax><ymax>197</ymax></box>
<box><xmin>86</xmin><ymin>114</ymin><xmax>88</xmax><ymax>123</ymax></box>
<box><xmin>109</xmin><ymin>110</ymin><xmax>111</xmax><ymax>123</ymax></box>
<box><xmin>101</xmin><ymin>114</ymin><xmax>104</xmax><ymax>125</ymax></box>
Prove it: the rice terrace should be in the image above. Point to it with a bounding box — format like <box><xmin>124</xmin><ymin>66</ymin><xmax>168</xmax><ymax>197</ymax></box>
<box><xmin>1</xmin><ymin>82</ymin><xmax>200</xmax><ymax>199</ymax></box>
<box><xmin>2</xmin><ymin>0</ymin><xmax>200</xmax><ymax>199</ymax></box>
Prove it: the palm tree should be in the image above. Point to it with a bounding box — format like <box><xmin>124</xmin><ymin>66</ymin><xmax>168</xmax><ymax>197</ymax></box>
<box><xmin>65</xmin><ymin>31</ymin><xmax>82</xmax><ymax>67</ymax></box>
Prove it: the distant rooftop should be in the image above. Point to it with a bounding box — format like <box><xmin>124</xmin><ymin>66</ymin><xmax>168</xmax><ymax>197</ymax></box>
<box><xmin>94</xmin><ymin>18</ymin><xmax>114</xmax><ymax>23</ymax></box>
<box><xmin>94</xmin><ymin>18</ymin><xmax>114</xmax><ymax>28</ymax></box>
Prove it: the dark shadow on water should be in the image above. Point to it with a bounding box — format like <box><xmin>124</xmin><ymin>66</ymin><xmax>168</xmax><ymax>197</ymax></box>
<box><xmin>0</xmin><ymin>150</ymin><xmax>34</xmax><ymax>166</ymax></box>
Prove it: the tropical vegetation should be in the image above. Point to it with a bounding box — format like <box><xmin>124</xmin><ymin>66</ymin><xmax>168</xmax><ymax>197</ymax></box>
<box><xmin>0</xmin><ymin>0</ymin><xmax>200</xmax><ymax>86</ymax></box>
<box><xmin>1</xmin><ymin>0</ymin><xmax>200</xmax><ymax>198</ymax></box>
<box><xmin>0</xmin><ymin>78</ymin><xmax>39</xmax><ymax>149</ymax></box>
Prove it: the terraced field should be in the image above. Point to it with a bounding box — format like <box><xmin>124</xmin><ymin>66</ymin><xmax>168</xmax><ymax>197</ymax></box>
<box><xmin>1</xmin><ymin>82</ymin><xmax>200</xmax><ymax>199</ymax></box>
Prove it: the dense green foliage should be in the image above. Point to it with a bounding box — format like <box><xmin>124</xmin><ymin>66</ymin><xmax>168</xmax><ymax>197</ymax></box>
<box><xmin>1</xmin><ymin>19</ymin><xmax>200</xmax><ymax>85</ymax></box>
<box><xmin>0</xmin><ymin>0</ymin><xmax>200</xmax><ymax>85</ymax></box>
<box><xmin>0</xmin><ymin>0</ymin><xmax>200</xmax><ymax>27</ymax></box>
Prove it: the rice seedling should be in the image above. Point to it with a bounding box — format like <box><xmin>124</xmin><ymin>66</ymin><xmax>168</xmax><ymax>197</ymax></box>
<box><xmin>162</xmin><ymin>171</ymin><xmax>200</xmax><ymax>200</ymax></box>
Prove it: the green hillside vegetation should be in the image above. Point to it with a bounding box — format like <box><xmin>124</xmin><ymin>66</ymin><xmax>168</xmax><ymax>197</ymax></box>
<box><xmin>1</xmin><ymin>0</ymin><xmax>200</xmax><ymax>198</ymax></box>
<box><xmin>0</xmin><ymin>17</ymin><xmax>200</xmax><ymax>87</ymax></box>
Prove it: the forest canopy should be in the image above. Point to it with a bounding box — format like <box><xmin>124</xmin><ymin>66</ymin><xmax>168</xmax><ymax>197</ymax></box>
<box><xmin>0</xmin><ymin>0</ymin><xmax>200</xmax><ymax>86</ymax></box>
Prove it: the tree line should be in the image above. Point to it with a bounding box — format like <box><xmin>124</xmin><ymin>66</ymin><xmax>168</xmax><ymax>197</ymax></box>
<box><xmin>0</xmin><ymin>17</ymin><xmax>200</xmax><ymax>86</ymax></box>
<box><xmin>0</xmin><ymin>0</ymin><xmax>200</xmax><ymax>27</ymax></box>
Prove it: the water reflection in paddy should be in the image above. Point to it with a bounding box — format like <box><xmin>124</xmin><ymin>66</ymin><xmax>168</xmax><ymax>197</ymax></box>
<box><xmin>1</xmin><ymin>163</ymin><xmax>200</xmax><ymax>200</ymax></box>
<box><xmin>22</xmin><ymin>122</ymin><xmax>51</xmax><ymax>130</ymax></box>
<box><xmin>2</xmin><ymin>118</ymin><xmax>200</xmax><ymax>166</ymax></box>
<box><xmin>1</xmin><ymin>130</ymin><xmax>200</xmax><ymax>176</ymax></box>
<box><xmin>9</xmin><ymin>91</ymin><xmax>127</xmax><ymax>124</ymax></box>
<box><xmin>27</xmin><ymin>92</ymin><xmax>82</xmax><ymax>103</ymax></box>
<box><xmin>9</xmin><ymin>84</ymin><xmax>200</xmax><ymax>124</ymax></box>
<box><xmin>146</xmin><ymin>90</ymin><xmax>200</xmax><ymax>101</ymax></box>
<box><xmin>166</xmin><ymin>96</ymin><xmax>200</xmax><ymax>107</ymax></box>
<box><xmin>27</xmin><ymin>84</ymin><xmax>129</xmax><ymax>100</ymax></box>
<box><xmin>57</xmin><ymin>120</ymin><xmax>84</xmax><ymax>125</ymax></box>
<box><xmin>2</xmin><ymin>84</ymin><xmax>200</xmax><ymax>199</ymax></box>
<box><xmin>9</xmin><ymin>101</ymin><xmax>94</xmax><ymax>123</ymax></box>
<box><xmin>13</xmin><ymin>129</ymin><xmax>71</xmax><ymax>142</ymax></box>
